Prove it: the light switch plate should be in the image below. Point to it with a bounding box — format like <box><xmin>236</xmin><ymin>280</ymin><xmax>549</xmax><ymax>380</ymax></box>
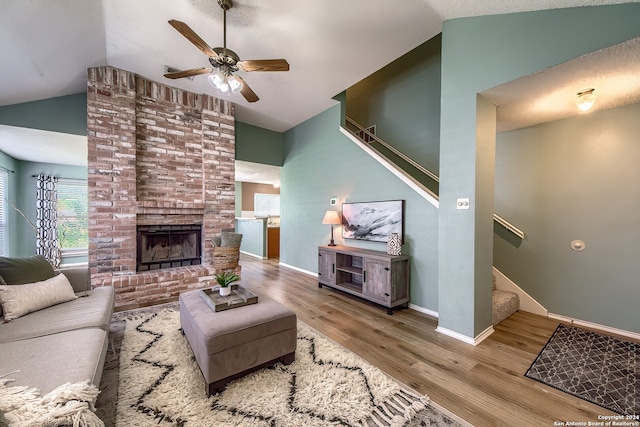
<box><xmin>456</xmin><ymin>198</ymin><xmax>470</xmax><ymax>210</ymax></box>
<box><xmin>330</xmin><ymin>197</ymin><xmax>337</xmax><ymax>206</ymax></box>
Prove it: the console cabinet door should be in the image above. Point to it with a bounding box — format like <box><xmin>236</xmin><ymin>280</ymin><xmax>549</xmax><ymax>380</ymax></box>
<box><xmin>362</xmin><ymin>257</ymin><xmax>391</xmax><ymax>304</ymax></box>
<box><xmin>318</xmin><ymin>249</ymin><xmax>336</xmax><ymax>286</ymax></box>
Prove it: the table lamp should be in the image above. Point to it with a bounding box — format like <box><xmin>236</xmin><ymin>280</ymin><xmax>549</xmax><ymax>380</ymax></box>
<box><xmin>322</xmin><ymin>210</ymin><xmax>341</xmax><ymax>246</ymax></box>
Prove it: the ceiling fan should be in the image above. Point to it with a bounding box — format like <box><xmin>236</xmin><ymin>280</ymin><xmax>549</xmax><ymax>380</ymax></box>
<box><xmin>163</xmin><ymin>0</ymin><xmax>290</xmax><ymax>103</ymax></box>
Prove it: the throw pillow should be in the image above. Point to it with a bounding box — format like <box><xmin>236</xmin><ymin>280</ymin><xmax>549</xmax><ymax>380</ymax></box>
<box><xmin>0</xmin><ymin>273</ymin><xmax>77</xmax><ymax>322</ymax></box>
<box><xmin>0</xmin><ymin>255</ymin><xmax>57</xmax><ymax>285</ymax></box>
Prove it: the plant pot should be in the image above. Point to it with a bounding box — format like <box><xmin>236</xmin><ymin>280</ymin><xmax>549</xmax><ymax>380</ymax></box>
<box><xmin>219</xmin><ymin>286</ymin><xmax>232</xmax><ymax>296</ymax></box>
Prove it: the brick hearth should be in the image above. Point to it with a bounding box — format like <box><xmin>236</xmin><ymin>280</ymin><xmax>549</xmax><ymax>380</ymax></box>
<box><xmin>87</xmin><ymin>66</ymin><xmax>236</xmax><ymax>307</ymax></box>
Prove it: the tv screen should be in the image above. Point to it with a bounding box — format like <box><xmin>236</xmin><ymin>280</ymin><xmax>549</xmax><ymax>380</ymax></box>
<box><xmin>341</xmin><ymin>200</ymin><xmax>403</xmax><ymax>243</ymax></box>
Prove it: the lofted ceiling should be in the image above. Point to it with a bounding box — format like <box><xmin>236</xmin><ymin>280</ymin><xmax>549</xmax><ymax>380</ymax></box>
<box><xmin>0</xmin><ymin>0</ymin><xmax>638</xmax><ymax>175</ymax></box>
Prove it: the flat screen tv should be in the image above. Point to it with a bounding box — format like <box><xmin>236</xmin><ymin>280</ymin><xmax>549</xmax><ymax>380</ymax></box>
<box><xmin>341</xmin><ymin>200</ymin><xmax>404</xmax><ymax>243</ymax></box>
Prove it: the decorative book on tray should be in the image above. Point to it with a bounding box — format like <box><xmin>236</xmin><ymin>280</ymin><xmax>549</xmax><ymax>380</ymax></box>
<box><xmin>200</xmin><ymin>284</ymin><xmax>258</xmax><ymax>312</ymax></box>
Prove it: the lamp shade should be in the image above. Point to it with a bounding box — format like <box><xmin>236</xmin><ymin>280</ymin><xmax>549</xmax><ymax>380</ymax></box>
<box><xmin>322</xmin><ymin>210</ymin><xmax>341</xmax><ymax>225</ymax></box>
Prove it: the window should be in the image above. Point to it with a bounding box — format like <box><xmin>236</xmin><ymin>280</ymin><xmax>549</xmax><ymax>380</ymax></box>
<box><xmin>0</xmin><ymin>170</ymin><xmax>7</xmax><ymax>255</ymax></box>
<box><xmin>56</xmin><ymin>179</ymin><xmax>88</xmax><ymax>256</ymax></box>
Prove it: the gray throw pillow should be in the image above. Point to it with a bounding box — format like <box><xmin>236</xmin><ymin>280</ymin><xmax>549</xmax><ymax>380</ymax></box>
<box><xmin>0</xmin><ymin>255</ymin><xmax>58</xmax><ymax>318</ymax></box>
<box><xmin>0</xmin><ymin>255</ymin><xmax>57</xmax><ymax>285</ymax></box>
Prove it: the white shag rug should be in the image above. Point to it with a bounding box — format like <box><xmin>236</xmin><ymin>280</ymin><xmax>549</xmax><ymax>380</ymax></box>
<box><xmin>0</xmin><ymin>378</ymin><xmax>103</xmax><ymax>427</ymax></box>
<box><xmin>114</xmin><ymin>306</ymin><xmax>466</xmax><ymax>426</ymax></box>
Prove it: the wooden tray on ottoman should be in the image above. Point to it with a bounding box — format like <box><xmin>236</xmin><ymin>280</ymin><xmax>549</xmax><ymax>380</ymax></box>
<box><xmin>200</xmin><ymin>284</ymin><xmax>258</xmax><ymax>312</ymax></box>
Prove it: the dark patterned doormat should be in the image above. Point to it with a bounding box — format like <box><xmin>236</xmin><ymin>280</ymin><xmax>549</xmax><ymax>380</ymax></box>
<box><xmin>525</xmin><ymin>324</ymin><xmax>639</xmax><ymax>415</ymax></box>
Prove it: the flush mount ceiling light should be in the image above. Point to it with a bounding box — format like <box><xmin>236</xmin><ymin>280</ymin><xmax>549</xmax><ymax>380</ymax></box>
<box><xmin>576</xmin><ymin>88</ymin><xmax>596</xmax><ymax>112</ymax></box>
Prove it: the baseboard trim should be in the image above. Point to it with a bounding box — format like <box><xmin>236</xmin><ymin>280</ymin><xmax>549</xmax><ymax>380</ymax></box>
<box><xmin>547</xmin><ymin>313</ymin><xmax>640</xmax><ymax>341</ymax></box>
<box><xmin>408</xmin><ymin>303</ymin><xmax>438</xmax><ymax>318</ymax></box>
<box><xmin>435</xmin><ymin>325</ymin><xmax>494</xmax><ymax>346</ymax></box>
<box><xmin>239</xmin><ymin>250</ymin><xmax>267</xmax><ymax>260</ymax></box>
<box><xmin>278</xmin><ymin>262</ymin><xmax>317</xmax><ymax>277</ymax></box>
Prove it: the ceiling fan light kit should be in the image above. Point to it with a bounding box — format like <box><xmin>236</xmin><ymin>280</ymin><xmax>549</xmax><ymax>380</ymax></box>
<box><xmin>208</xmin><ymin>72</ymin><xmax>242</xmax><ymax>95</ymax></box>
<box><xmin>163</xmin><ymin>0</ymin><xmax>289</xmax><ymax>103</ymax></box>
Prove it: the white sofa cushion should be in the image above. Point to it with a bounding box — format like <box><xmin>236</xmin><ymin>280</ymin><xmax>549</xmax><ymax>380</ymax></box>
<box><xmin>0</xmin><ymin>287</ymin><xmax>115</xmax><ymax>343</ymax></box>
<box><xmin>0</xmin><ymin>273</ymin><xmax>77</xmax><ymax>321</ymax></box>
<box><xmin>0</xmin><ymin>328</ymin><xmax>108</xmax><ymax>394</ymax></box>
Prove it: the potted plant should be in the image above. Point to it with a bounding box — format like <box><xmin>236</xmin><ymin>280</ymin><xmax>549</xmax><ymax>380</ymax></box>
<box><xmin>214</xmin><ymin>271</ymin><xmax>239</xmax><ymax>296</ymax></box>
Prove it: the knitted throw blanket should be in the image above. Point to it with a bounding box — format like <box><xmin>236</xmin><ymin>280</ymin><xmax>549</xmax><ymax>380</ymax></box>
<box><xmin>0</xmin><ymin>377</ymin><xmax>103</xmax><ymax>427</ymax></box>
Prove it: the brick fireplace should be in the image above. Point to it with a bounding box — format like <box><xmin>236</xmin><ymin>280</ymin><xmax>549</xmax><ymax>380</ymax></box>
<box><xmin>87</xmin><ymin>66</ymin><xmax>237</xmax><ymax>307</ymax></box>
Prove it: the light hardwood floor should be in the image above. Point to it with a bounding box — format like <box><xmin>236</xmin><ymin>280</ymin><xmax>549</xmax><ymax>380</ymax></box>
<box><xmin>117</xmin><ymin>254</ymin><xmax>627</xmax><ymax>426</ymax></box>
<box><xmin>239</xmin><ymin>255</ymin><xmax>627</xmax><ymax>427</ymax></box>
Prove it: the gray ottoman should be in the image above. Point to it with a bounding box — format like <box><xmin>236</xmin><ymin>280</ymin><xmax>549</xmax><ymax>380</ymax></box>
<box><xmin>179</xmin><ymin>289</ymin><xmax>297</xmax><ymax>396</ymax></box>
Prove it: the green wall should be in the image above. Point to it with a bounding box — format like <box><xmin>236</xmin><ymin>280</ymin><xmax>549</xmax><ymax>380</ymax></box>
<box><xmin>235</xmin><ymin>121</ymin><xmax>284</xmax><ymax>166</ymax></box>
<box><xmin>0</xmin><ymin>93</ymin><xmax>87</xmax><ymax>135</ymax></box>
<box><xmin>347</xmin><ymin>34</ymin><xmax>442</xmax><ymax>174</ymax></box>
<box><xmin>495</xmin><ymin>103</ymin><xmax>640</xmax><ymax>332</ymax></box>
<box><xmin>0</xmin><ymin>93</ymin><xmax>89</xmax><ymax>260</ymax></box>
<box><xmin>439</xmin><ymin>4</ymin><xmax>640</xmax><ymax>337</ymax></box>
<box><xmin>281</xmin><ymin>104</ymin><xmax>440</xmax><ymax>311</ymax></box>
<box><xmin>235</xmin><ymin>218</ymin><xmax>267</xmax><ymax>258</ymax></box>
<box><xmin>0</xmin><ymin>152</ymin><xmax>86</xmax><ymax>259</ymax></box>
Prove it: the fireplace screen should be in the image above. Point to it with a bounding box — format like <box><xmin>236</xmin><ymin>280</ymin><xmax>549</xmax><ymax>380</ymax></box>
<box><xmin>137</xmin><ymin>224</ymin><xmax>202</xmax><ymax>271</ymax></box>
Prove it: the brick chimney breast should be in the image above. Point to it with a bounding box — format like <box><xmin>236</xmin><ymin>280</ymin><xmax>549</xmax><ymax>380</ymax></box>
<box><xmin>87</xmin><ymin>66</ymin><xmax>237</xmax><ymax>307</ymax></box>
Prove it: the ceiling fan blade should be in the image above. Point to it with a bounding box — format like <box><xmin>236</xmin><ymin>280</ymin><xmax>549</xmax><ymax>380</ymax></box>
<box><xmin>235</xmin><ymin>75</ymin><xmax>259</xmax><ymax>103</ymax></box>
<box><xmin>164</xmin><ymin>67</ymin><xmax>212</xmax><ymax>79</ymax></box>
<box><xmin>237</xmin><ymin>59</ymin><xmax>290</xmax><ymax>72</ymax></box>
<box><xmin>168</xmin><ymin>20</ymin><xmax>218</xmax><ymax>58</ymax></box>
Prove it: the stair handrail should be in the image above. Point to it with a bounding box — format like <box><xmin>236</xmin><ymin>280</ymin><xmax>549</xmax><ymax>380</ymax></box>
<box><xmin>345</xmin><ymin>116</ymin><xmax>440</xmax><ymax>183</ymax></box>
<box><xmin>344</xmin><ymin>116</ymin><xmax>526</xmax><ymax>239</ymax></box>
<box><xmin>493</xmin><ymin>214</ymin><xmax>525</xmax><ymax>239</ymax></box>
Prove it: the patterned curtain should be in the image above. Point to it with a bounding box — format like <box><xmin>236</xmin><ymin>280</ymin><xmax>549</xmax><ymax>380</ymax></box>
<box><xmin>35</xmin><ymin>175</ymin><xmax>61</xmax><ymax>268</ymax></box>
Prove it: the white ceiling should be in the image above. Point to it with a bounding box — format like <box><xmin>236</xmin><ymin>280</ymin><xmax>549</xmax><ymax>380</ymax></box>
<box><xmin>484</xmin><ymin>37</ymin><xmax>640</xmax><ymax>133</ymax></box>
<box><xmin>0</xmin><ymin>125</ymin><xmax>87</xmax><ymax>166</ymax></box>
<box><xmin>235</xmin><ymin>160</ymin><xmax>281</xmax><ymax>185</ymax></box>
<box><xmin>0</xmin><ymin>0</ymin><xmax>638</xmax><ymax>176</ymax></box>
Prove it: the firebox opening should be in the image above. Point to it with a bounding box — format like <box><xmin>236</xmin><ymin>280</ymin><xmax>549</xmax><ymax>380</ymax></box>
<box><xmin>137</xmin><ymin>224</ymin><xmax>202</xmax><ymax>271</ymax></box>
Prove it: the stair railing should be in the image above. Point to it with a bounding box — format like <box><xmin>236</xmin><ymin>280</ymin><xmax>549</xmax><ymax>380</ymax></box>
<box><xmin>345</xmin><ymin>116</ymin><xmax>440</xmax><ymax>183</ymax></box>
<box><xmin>343</xmin><ymin>116</ymin><xmax>525</xmax><ymax>239</ymax></box>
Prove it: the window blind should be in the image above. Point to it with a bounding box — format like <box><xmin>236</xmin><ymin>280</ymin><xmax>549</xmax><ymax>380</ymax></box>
<box><xmin>56</xmin><ymin>179</ymin><xmax>88</xmax><ymax>252</ymax></box>
<box><xmin>0</xmin><ymin>170</ymin><xmax>7</xmax><ymax>255</ymax></box>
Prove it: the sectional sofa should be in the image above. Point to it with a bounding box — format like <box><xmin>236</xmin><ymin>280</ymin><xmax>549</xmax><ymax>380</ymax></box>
<box><xmin>0</xmin><ymin>256</ymin><xmax>114</xmax><ymax>396</ymax></box>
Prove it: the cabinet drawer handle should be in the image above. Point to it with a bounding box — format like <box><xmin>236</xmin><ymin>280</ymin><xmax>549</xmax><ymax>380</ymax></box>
<box><xmin>363</xmin><ymin>271</ymin><xmax>366</xmax><ymax>282</ymax></box>
<box><xmin>332</xmin><ymin>264</ymin><xmax>335</xmax><ymax>274</ymax></box>
<box><xmin>384</xmin><ymin>267</ymin><xmax>390</xmax><ymax>271</ymax></box>
<box><xmin>385</xmin><ymin>293</ymin><xmax>390</xmax><ymax>297</ymax></box>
